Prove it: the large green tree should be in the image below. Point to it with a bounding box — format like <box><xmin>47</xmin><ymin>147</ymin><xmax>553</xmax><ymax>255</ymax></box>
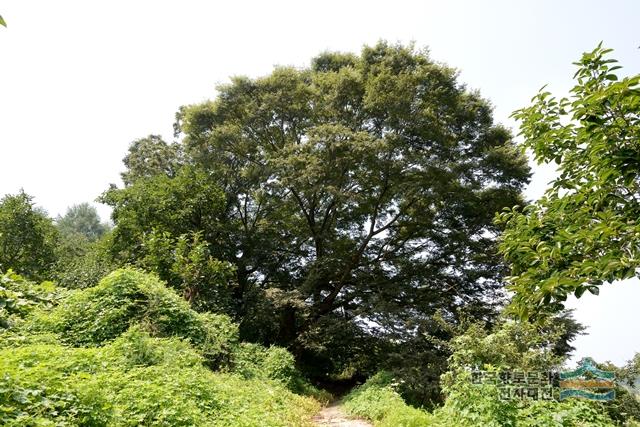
<box><xmin>0</xmin><ymin>191</ymin><xmax>58</xmax><ymax>280</ymax></box>
<box><xmin>498</xmin><ymin>45</ymin><xmax>640</xmax><ymax>319</ymax></box>
<box><xmin>105</xmin><ymin>43</ymin><xmax>530</xmax><ymax>371</ymax></box>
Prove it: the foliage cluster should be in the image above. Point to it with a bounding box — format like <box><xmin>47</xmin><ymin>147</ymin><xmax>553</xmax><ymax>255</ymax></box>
<box><xmin>52</xmin><ymin>203</ymin><xmax>116</xmax><ymax>289</ymax></box>
<box><xmin>0</xmin><ymin>191</ymin><xmax>58</xmax><ymax>281</ymax></box>
<box><xmin>30</xmin><ymin>268</ymin><xmax>238</xmax><ymax>367</ymax></box>
<box><xmin>345</xmin><ymin>319</ymin><xmax>625</xmax><ymax>426</ymax></box>
<box><xmin>0</xmin><ymin>268</ymin><xmax>321</xmax><ymax>426</ymax></box>
<box><xmin>0</xmin><ymin>331</ymin><xmax>319</xmax><ymax>426</ymax></box>
<box><xmin>498</xmin><ymin>44</ymin><xmax>640</xmax><ymax>318</ymax></box>
<box><xmin>431</xmin><ymin>319</ymin><xmax>620</xmax><ymax>426</ymax></box>
<box><xmin>229</xmin><ymin>342</ymin><xmax>332</xmax><ymax>403</ymax></box>
<box><xmin>599</xmin><ymin>356</ymin><xmax>640</xmax><ymax>424</ymax></box>
<box><xmin>139</xmin><ymin>230</ymin><xmax>236</xmax><ymax>312</ymax></box>
<box><xmin>0</xmin><ymin>269</ymin><xmax>57</xmax><ymax>329</ymax></box>
<box><xmin>343</xmin><ymin>371</ymin><xmax>433</xmax><ymax>427</ymax></box>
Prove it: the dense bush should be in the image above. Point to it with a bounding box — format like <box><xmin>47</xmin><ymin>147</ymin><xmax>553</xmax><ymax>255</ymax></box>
<box><xmin>344</xmin><ymin>315</ymin><xmax>628</xmax><ymax>427</ymax></box>
<box><xmin>139</xmin><ymin>230</ymin><xmax>236</xmax><ymax>313</ymax></box>
<box><xmin>430</xmin><ymin>374</ymin><xmax>616</xmax><ymax>427</ymax></box>
<box><xmin>53</xmin><ymin>232</ymin><xmax>118</xmax><ymax>290</ymax></box>
<box><xmin>343</xmin><ymin>372</ymin><xmax>432</xmax><ymax>427</ymax></box>
<box><xmin>230</xmin><ymin>342</ymin><xmax>298</xmax><ymax>387</ymax></box>
<box><xmin>230</xmin><ymin>342</ymin><xmax>332</xmax><ymax>403</ymax></box>
<box><xmin>0</xmin><ymin>330</ymin><xmax>320</xmax><ymax>426</ymax></box>
<box><xmin>31</xmin><ymin>268</ymin><xmax>238</xmax><ymax>366</ymax></box>
<box><xmin>0</xmin><ymin>267</ymin><xmax>328</xmax><ymax>426</ymax></box>
<box><xmin>0</xmin><ymin>191</ymin><xmax>59</xmax><ymax>281</ymax></box>
<box><xmin>0</xmin><ymin>270</ymin><xmax>58</xmax><ymax>329</ymax></box>
<box><xmin>346</xmin><ymin>369</ymin><xmax>619</xmax><ymax>427</ymax></box>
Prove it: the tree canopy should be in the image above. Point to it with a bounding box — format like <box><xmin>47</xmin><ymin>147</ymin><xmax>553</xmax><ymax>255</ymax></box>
<box><xmin>104</xmin><ymin>42</ymin><xmax>531</xmax><ymax>379</ymax></box>
<box><xmin>498</xmin><ymin>44</ymin><xmax>640</xmax><ymax>319</ymax></box>
<box><xmin>0</xmin><ymin>191</ymin><xmax>57</xmax><ymax>280</ymax></box>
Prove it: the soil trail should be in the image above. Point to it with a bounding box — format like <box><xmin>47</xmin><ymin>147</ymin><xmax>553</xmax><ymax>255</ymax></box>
<box><xmin>312</xmin><ymin>401</ymin><xmax>372</xmax><ymax>427</ymax></box>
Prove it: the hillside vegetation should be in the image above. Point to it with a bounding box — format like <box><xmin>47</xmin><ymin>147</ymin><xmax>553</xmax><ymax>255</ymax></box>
<box><xmin>1</xmin><ymin>41</ymin><xmax>639</xmax><ymax>426</ymax></box>
<box><xmin>0</xmin><ymin>269</ymin><xmax>323</xmax><ymax>426</ymax></box>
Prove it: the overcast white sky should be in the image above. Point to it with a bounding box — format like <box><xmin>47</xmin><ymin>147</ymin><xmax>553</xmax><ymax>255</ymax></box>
<box><xmin>1</xmin><ymin>0</ymin><xmax>638</xmax><ymax>365</ymax></box>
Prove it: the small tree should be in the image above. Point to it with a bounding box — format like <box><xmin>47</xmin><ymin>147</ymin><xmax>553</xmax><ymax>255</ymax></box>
<box><xmin>140</xmin><ymin>230</ymin><xmax>236</xmax><ymax>312</ymax></box>
<box><xmin>498</xmin><ymin>44</ymin><xmax>640</xmax><ymax>319</ymax></box>
<box><xmin>0</xmin><ymin>191</ymin><xmax>58</xmax><ymax>280</ymax></box>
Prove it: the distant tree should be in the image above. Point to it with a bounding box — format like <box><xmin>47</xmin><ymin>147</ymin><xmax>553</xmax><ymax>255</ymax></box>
<box><xmin>0</xmin><ymin>191</ymin><xmax>58</xmax><ymax>279</ymax></box>
<box><xmin>56</xmin><ymin>203</ymin><xmax>108</xmax><ymax>242</ymax></box>
<box><xmin>498</xmin><ymin>45</ymin><xmax>640</xmax><ymax>319</ymax></box>
<box><xmin>53</xmin><ymin>203</ymin><xmax>113</xmax><ymax>288</ymax></box>
<box><xmin>121</xmin><ymin>135</ymin><xmax>182</xmax><ymax>186</ymax></box>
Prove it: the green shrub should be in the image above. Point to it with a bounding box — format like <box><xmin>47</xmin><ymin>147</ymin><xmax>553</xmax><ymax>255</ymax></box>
<box><xmin>0</xmin><ymin>339</ymin><xmax>320</xmax><ymax>426</ymax></box>
<box><xmin>53</xmin><ymin>232</ymin><xmax>117</xmax><ymax>289</ymax></box>
<box><xmin>32</xmin><ymin>268</ymin><xmax>238</xmax><ymax>366</ymax></box>
<box><xmin>103</xmin><ymin>368</ymin><xmax>319</xmax><ymax>426</ymax></box>
<box><xmin>230</xmin><ymin>343</ymin><xmax>297</xmax><ymax>385</ymax></box>
<box><xmin>427</xmin><ymin>318</ymin><xmax>619</xmax><ymax>427</ymax></box>
<box><xmin>430</xmin><ymin>373</ymin><xmax>517</xmax><ymax>427</ymax></box>
<box><xmin>516</xmin><ymin>399</ymin><xmax>618</xmax><ymax>426</ymax></box>
<box><xmin>0</xmin><ymin>270</ymin><xmax>58</xmax><ymax>329</ymax></box>
<box><xmin>101</xmin><ymin>325</ymin><xmax>204</xmax><ymax>369</ymax></box>
<box><xmin>432</xmin><ymin>369</ymin><xmax>615</xmax><ymax>427</ymax></box>
<box><xmin>0</xmin><ymin>330</ymin><xmax>61</xmax><ymax>349</ymax></box>
<box><xmin>344</xmin><ymin>370</ymin><xmax>617</xmax><ymax>427</ymax></box>
<box><xmin>0</xmin><ymin>268</ymin><xmax>326</xmax><ymax>425</ymax></box>
<box><xmin>0</xmin><ymin>344</ymin><xmax>113</xmax><ymax>426</ymax></box>
<box><xmin>343</xmin><ymin>372</ymin><xmax>432</xmax><ymax>426</ymax></box>
<box><xmin>229</xmin><ymin>342</ymin><xmax>332</xmax><ymax>404</ymax></box>
<box><xmin>378</xmin><ymin>405</ymin><xmax>434</xmax><ymax>427</ymax></box>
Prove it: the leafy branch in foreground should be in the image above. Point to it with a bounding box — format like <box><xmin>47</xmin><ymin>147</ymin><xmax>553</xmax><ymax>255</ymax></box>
<box><xmin>497</xmin><ymin>44</ymin><xmax>640</xmax><ymax>319</ymax></box>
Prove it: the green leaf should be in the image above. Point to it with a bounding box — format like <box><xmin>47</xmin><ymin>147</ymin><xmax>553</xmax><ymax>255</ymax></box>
<box><xmin>0</xmin><ymin>15</ymin><xmax>5</xmax><ymax>27</ymax></box>
<box><xmin>503</xmin><ymin>44</ymin><xmax>640</xmax><ymax>319</ymax></box>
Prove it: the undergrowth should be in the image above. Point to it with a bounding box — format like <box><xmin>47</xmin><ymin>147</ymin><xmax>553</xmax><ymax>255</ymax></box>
<box><xmin>0</xmin><ymin>268</ymin><xmax>323</xmax><ymax>426</ymax></box>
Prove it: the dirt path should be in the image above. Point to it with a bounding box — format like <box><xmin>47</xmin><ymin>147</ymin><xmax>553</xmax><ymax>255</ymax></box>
<box><xmin>312</xmin><ymin>402</ymin><xmax>373</xmax><ymax>427</ymax></box>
